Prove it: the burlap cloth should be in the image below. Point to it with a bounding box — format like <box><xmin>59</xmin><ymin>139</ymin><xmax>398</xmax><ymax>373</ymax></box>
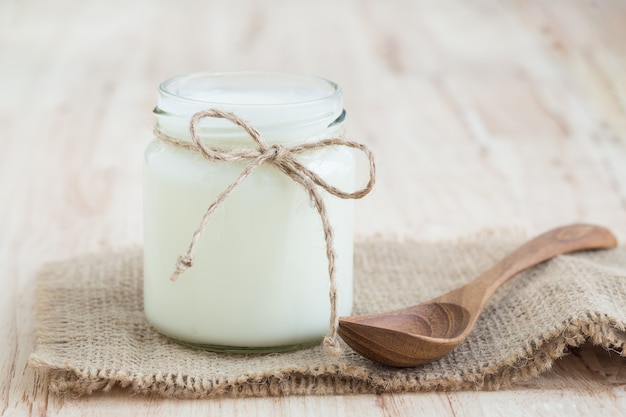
<box><xmin>28</xmin><ymin>235</ymin><xmax>626</xmax><ymax>398</ymax></box>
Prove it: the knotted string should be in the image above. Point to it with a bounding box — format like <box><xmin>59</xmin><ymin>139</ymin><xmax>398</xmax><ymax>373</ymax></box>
<box><xmin>153</xmin><ymin>109</ymin><xmax>376</xmax><ymax>355</ymax></box>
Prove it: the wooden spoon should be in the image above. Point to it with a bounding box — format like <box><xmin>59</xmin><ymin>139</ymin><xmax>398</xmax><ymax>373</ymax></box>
<box><xmin>338</xmin><ymin>224</ymin><xmax>618</xmax><ymax>367</ymax></box>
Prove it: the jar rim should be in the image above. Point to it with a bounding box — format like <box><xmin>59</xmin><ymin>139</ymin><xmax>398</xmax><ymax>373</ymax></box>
<box><xmin>154</xmin><ymin>71</ymin><xmax>345</xmax><ymax>141</ymax></box>
<box><xmin>158</xmin><ymin>71</ymin><xmax>342</xmax><ymax>112</ymax></box>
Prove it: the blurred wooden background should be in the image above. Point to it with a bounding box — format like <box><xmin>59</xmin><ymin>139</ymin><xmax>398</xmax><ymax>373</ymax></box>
<box><xmin>1</xmin><ymin>0</ymin><xmax>625</xmax><ymax>415</ymax></box>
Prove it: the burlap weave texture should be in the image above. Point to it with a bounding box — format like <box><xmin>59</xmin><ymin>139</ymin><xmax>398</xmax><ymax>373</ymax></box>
<box><xmin>29</xmin><ymin>237</ymin><xmax>626</xmax><ymax>397</ymax></box>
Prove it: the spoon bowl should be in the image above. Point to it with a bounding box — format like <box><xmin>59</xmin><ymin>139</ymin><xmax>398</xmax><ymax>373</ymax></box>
<box><xmin>338</xmin><ymin>224</ymin><xmax>618</xmax><ymax>367</ymax></box>
<box><xmin>339</xmin><ymin>303</ymin><xmax>471</xmax><ymax>366</ymax></box>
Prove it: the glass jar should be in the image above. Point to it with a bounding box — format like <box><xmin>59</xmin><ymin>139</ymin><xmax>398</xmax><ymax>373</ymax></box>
<box><xmin>143</xmin><ymin>72</ymin><xmax>356</xmax><ymax>352</ymax></box>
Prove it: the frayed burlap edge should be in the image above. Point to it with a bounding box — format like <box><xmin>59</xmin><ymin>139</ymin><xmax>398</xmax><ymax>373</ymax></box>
<box><xmin>29</xmin><ymin>311</ymin><xmax>626</xmax><ymax>398</ymax></box>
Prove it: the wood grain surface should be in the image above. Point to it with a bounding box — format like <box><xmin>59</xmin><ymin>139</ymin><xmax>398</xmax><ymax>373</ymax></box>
<box><xmin>1</xmin><ymin>0</ymin><xmax>625</xmax><ymax>415</ymax></box>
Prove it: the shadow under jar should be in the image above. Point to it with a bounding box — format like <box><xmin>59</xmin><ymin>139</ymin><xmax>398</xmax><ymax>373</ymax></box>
<box><xmin>143</xmin><ymin>72</ymin><xmax>356</xmax><ymax>352</ymax></box>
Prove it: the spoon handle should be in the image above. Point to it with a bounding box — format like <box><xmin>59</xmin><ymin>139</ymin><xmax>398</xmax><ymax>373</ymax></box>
<box><xmin>457</xmin><ymin>224</ymin><xmax>617</xmax><ymax>310</ymax></box>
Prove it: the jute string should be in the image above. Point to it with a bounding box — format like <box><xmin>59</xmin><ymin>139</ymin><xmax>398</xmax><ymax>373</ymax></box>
<box><xmin>152</xmin><ymin>109</ymin><xmax>376</xmax><ymax>353</ymax></box>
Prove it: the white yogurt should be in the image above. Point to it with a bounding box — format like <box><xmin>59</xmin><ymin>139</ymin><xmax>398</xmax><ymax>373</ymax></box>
<box><xmin>143</xmin><ymin>72</ymin><xmax>355</xmax><ymax>350</ymax></box>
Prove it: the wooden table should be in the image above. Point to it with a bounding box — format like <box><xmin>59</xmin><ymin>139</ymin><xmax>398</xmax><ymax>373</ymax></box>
<box><xmin>2</xmin><ymin>0</ymin><xmax>625</xmax><ymax>415</ymax></box>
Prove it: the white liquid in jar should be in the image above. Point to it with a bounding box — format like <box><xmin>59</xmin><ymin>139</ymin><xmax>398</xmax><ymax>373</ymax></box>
<box><xmin>143</xmin><ymin>72</ymin><xmax>355</xmax><ymax>349</ymax></box>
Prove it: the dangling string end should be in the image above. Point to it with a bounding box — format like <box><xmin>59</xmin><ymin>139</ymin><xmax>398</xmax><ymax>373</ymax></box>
<box><xmin>170</xmin><ymin>255</ymin><xmax>193</xmax><ymax>282</ymax></box>
<box><xmin>322</xmin><ymin>335</ymin><xmax>342</xmax><ymax>359</ymax></box>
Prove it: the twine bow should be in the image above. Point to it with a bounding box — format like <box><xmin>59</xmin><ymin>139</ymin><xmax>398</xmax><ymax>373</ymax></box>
<box><xmin>153</xmin><ymin>109</ymin><xmax>376</xmax><ymax>354</ymax></box>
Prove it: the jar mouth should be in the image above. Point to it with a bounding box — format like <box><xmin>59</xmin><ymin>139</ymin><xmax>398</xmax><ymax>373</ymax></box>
<box><xmin>155</xmin><ymin>72</ymin><xmax>344</xmax><ymax>139</ymax></box>
<box><xmin>159</xmin><ymin>71</ymin><xmax>341</xmax><ymax>109</ymax></box>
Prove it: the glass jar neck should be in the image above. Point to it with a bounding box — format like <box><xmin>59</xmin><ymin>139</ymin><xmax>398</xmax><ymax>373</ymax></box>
<box><xmin>154</xmin><ymin>72</ymin><xmax>345</xmax><ymax>146</ymax></box>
